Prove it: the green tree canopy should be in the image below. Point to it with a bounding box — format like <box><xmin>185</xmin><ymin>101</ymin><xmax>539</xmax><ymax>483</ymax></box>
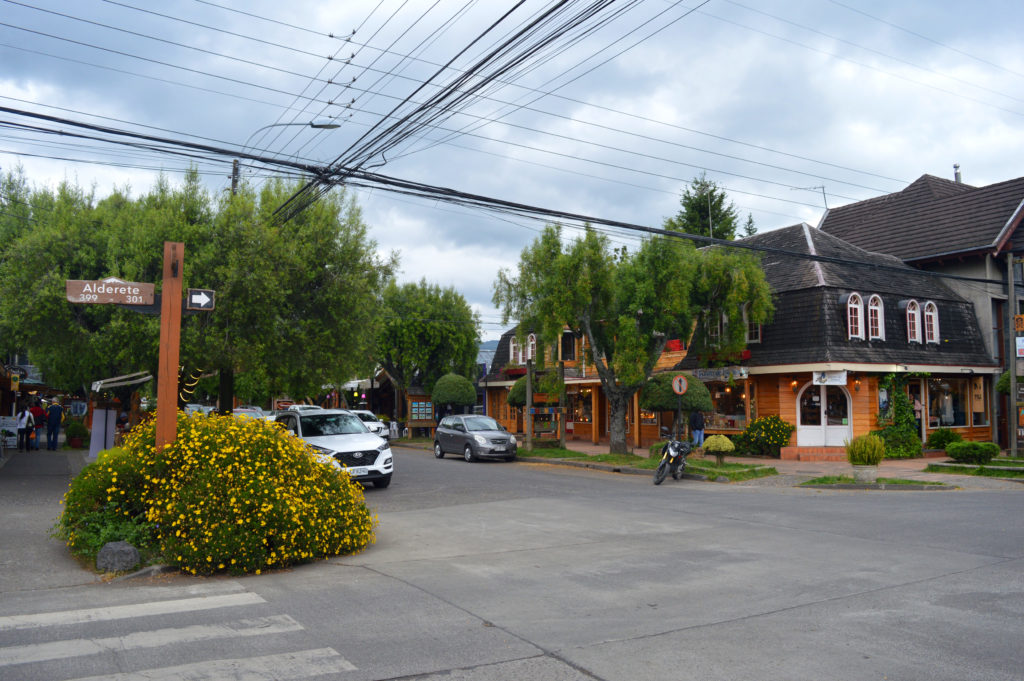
<box><xmin>494</xmin><ymin>223</ymin><xmax>772</xmax><ymax>453</ymax></box>
<box><xmin>639</xmin><ymin>372</ymin><xmax>713</xmax><ymax>437</ymax></box>
<box><xmin>376</xmin><ymin>280</ymin><xmax>480</xmax><ymax>416</ymax></box>
<box><xmin>507</xmin><ymin>374</ymin><xmax>559</xmax><ymax>407</ymax></box>
<box><xmin>0</xmin><ymin>167</ymin><xmax>395</xmax><ymax>407</ymax></box>
<box><xmin>431</xmin><ymin>373</ymin><xmax>477</xmax><ymax>408</ymax></box>
<box><xmin>663</xmin><ymin>173</ymin><xmax>740</xmax><ymax>240</ymax></box>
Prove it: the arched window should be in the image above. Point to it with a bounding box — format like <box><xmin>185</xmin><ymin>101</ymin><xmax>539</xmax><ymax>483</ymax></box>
<box><xmin>923</xmin><ymin>302</ymin><xmax>939</xmax><ymax>343</ymax></box>
<box><xmin>868</xmin><ymin>295</ymin><xmax>885</xmax><ymax>340</ymax></box>
<box><xmin>847</xmin><ymin>293</ymin><xmax>864</xmax><ymax>340</ymax></box>
<box><xmin>526</xmin><ymin>333</ymin><xmax>537</xmax><ymax>361</ymax></box>
<box><xmin>906</xmin><ymin>300</ymin><xmax>921</xmax><ymax>343</ymax></box>
<box><xmin>509</xmin><ymin>337</ymin><xmax>520</xmax><ymax>365</ymax></box>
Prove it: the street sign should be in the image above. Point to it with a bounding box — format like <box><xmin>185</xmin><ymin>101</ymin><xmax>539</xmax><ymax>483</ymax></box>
<box><xmin>66</xmin><ymin>277</ymin><xmax>154</xmax><ymax>305</ymax></box>
<box><xmin>672</xmin><ymin>375</ymin><xmax>688</xmax><ymax>395</ymax></box>
<box><xmin>186</xmin><ymin>289</ymin><xmax>215</xmax><ymax>310</ymax></box>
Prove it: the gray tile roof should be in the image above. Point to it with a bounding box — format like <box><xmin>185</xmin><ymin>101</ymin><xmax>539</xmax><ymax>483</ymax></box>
<box><xmin>819</xmin><ymin>174</ymin><xmax>1024</xmax><ymax>262</ymax></box>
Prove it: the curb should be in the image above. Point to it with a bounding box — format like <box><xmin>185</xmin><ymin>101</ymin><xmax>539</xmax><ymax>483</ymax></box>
<box><xmin>112</xmin><ymin>564</ymin><xmax>179</xmax><ymax>582</ymax></box>
<box><xmin>801</xmin><ymin>483</ymin><xmax>956</xmax><ymax>491</ymax></box>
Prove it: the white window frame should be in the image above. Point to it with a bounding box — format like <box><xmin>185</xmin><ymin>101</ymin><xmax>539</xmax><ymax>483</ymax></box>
<box><xmin>906</xmin><ymin>300</ymin><xmax>921</xmax><ymax>343</ymax></box>
<box><xmin>509</xmin><ymin>337</ymin><xmax>520</xmax><ymax>365</ymax></box>
<box><xmin>923</xmin><ymin>302</ymin><xmax>939</xmax><ymax>343</ymax></box>
<box><xmin>847</xmin><ymin>293</ymin><xmax>864</xmax><ymax>340</ymax></box>
<box><xmin>526</xmin><ymin>333</ymin><xmax>537</xmax><ymax>361</ymax></box>
<box><xmin>743</xmin><ymin>303</ymin><xmax>761</xmax><ymax>344</ymax></box>
<box><xmin>868</xmin><ymin>295</ymin><xmax>885</xmax><ymax>340</ymax></box>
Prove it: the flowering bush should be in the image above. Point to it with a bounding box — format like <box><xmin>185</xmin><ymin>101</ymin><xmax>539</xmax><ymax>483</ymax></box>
<box><xmin>56</xmin><ymin>411</ymin><xmax>375</xmax><ymax>575</ymax></box>
<box><xmin>702</xmin><ymin>433</ymin><xmax>735</xmax><ymax>466</ymax></box>
<box><xmin>733</xmin><ymin>415</ymin><xmax>794</xmax><ymax>458</ymax></box>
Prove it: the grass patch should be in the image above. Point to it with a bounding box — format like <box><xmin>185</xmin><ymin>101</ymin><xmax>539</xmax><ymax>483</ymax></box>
<box><xmin>987</xmin><ymin>458</ymin><xmax>1024</xmax><ymax>467</ymax></box>
<box><xmin>687</xmin><ymin>461</ymin><xmax>777</xmax><ymax>482</ymax></box>
<box><xmin>802</xmin><ymin>475</ymin><xmax>945</xmax><ymax>486</ymax></box>
<box><xmin>520</xmin><ymin>447</ymin><xmax>590</xmax><ymax>459</ymax></box>
<box><xmin>925</xmin><ymin>464</ymin><xmax>1024</xmax><ymax>478</ymax></box>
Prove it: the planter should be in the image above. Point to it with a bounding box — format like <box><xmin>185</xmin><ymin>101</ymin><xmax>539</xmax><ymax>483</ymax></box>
<box><xmin>852</xmin><ymin>464</ymin><xmax>878</xmax><ymax>484</ymax></box>
<box><xmin>68</xmin><ymin>437</ymin><xmax>84</xmax><ymax>449</ymax></box>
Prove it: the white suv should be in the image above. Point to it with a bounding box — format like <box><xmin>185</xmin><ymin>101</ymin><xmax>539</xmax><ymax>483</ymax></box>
<box><xmin>275</xmin><ymin>409</ymin><xmax>393</xmax><ymax>488</ymax></box>
<box><xmin>350</xmin><ymin>410</ymin><xmax>388</xmax><ymax>439</ymax></box>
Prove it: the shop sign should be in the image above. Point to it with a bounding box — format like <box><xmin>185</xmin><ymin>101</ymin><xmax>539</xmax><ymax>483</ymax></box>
<box><xmin>1017</xmin><ymin>336</ymin><xmax>1024</xmax><ymax>358</ymax></box>
<box><xmin>813</xmin><ymin>370</ymin><xmax>848</xmax><ymax>385</ymax></box>
<box><xmin>692</xmin><ymin>367</ymin><xmax>748</xmax><ymax>382</ymax></box>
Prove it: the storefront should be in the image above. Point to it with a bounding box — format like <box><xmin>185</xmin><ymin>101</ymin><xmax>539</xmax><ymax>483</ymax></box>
<box><xmin>693</xmin><ymin>367</ymin><xmax>752</xmax><ymax>437</ymax></box>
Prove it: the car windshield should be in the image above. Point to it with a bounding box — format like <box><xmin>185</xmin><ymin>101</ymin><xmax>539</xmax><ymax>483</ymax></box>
<box><xmin>354</xmin><ymin>412</ymin><xmax>377</xmax><ymax>423</ymax></box>
<box><xmin>463</xmin><ymin>416</ymin><xmax>501</xmax><ymax>432</ymax></box>
<box><xmin>301</xmin><ymin>413</ymin><xmax>368</xmax><ymax>437</ymax></box>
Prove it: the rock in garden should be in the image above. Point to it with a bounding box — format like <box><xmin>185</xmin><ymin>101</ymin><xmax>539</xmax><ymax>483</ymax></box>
<box><xmin>96</xmin><ymin>540</ymin><xmax>140</xmax><ymax>573</ymax></box>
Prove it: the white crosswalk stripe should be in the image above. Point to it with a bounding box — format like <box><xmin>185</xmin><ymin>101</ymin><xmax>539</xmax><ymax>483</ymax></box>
<box><xmin>0</xmin><ymin>587</ymin><xmax>358</xmax><ymax>679</ymax></box>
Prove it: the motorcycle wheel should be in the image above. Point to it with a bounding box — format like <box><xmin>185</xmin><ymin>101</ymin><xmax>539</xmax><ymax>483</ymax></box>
<box><xmin>653</xmin><ymin>459</ymin><xmax>669</xmax><ymax>485</ymax></box>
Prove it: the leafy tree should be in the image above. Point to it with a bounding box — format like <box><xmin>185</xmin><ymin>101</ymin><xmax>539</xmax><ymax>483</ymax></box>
<box><xmin>376</xmin><ymin>280</ymin><xmax>480</xmax><ymax>419</ymax></box>
<box><xmin>742</xmin><ymin>213</ymin><xmax>757</xmax><ymax>237</ymax></box>
<box><xmin>639</xmin><ymin>372</ymin><xmax>713</xmax><ymax>437</ymax></box>
<box><xmin>494</xmin><ymin>224</ymin><xmax>772</xmax><ymax>454</ymax></box>
<box><xmin>431</xmin><ymin>373</ymin><xmax>477</xmax><ymax>412</ymax></box>
<box><xmin>0</xmin><ymin>169</ymin><xmax>395</xmax><ymax>408</ymax></box>
<box><xmin>507</xmin><ymin>374</ymin><xmax>559</xmax><ymax>407</ymax></box>
<box><xmin>663</xmin><ymin>172</ymin><xmax>740</xmax><ymax>240</ymax></box>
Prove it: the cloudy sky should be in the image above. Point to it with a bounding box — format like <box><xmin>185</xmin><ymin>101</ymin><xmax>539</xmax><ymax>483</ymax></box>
<box><xmin>2</xmin><ymin>0</ymin><xmax>1023</xmax><ymax>340</ymax></box>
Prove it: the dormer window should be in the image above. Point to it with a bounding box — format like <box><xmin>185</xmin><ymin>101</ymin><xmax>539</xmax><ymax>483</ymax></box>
<box><xmin>846</xmin><ymin>293</ymin><xmax>864</xmax><ymax>340</ymax></box>
<box><xmin>526</xmin><ymin>333</ymin><xmax>537</xmax><ymax>361</ymax></box>
<box><xmin>509</xmin><ymin>337</ymin><xmax>520</xmax><ymax>365</ymax></box>
<box><xmin>868</xmin><ymin>295</ymin><xmax>884</xmax><ymax>340</ymax></box>
<box><xmin>906</xmin><ymin>300</ymin><xmax>921</xmax><ymax>343</ymax></box>
<box><xmin>923</xmin><ymin>302</ymin><xmax>939</xmax><ymax>343</ymax></box>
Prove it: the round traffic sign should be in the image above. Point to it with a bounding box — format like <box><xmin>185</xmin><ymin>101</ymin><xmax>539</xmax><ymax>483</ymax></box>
<box><xmin>671</xmin><ymin>375</ymin><xmax>688</xmax><ymax>395</ymax></box>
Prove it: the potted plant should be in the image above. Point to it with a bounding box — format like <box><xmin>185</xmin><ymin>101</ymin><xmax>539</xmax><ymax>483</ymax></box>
<box><xmin>846</xmin><ymin>433</ymin><xmax>885</xmax><ymax>483</ymax></box>
<box><xmin>702</xmin><ymin>434</ymin><xmax>735</xmax><ymax>467</ymax></box>
<box><xmin>64</xmin><ymin>419</ymin><xmax>90</xmax><ymax>449</ymax></box>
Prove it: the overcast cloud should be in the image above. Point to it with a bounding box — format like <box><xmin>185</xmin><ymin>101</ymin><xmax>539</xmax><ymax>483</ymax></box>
<box><xmin>2</xmin><ymin>0</ymin><xmax>1022</xmax><ymax>340</ymax></box>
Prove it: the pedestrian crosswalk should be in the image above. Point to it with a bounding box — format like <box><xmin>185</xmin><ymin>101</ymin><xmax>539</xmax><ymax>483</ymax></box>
<box><xmin>0</xmin><ymin>582</ymin><xmax>357</xmax><ymax>680</ymax></box>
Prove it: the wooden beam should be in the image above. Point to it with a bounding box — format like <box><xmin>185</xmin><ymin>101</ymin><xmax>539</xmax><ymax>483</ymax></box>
<box><xmin>155</xmin><ymin>241</ymin><xmax>183</xmax><ymax>450</ymax></box>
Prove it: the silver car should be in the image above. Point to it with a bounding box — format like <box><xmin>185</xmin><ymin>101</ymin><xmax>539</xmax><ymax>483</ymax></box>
<box><xmin>434</xmin><ymin>414</ymin><xmax>517</xmax><ymax>462</ymax></box>
<box><xmin>351</xmin><ymin>410</ymin><xmax>388</xmax><ymax>439</ymax></box>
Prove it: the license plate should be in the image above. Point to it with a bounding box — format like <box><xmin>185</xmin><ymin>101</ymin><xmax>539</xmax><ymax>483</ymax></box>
<box><xmin>347</xmin><ymin>467</ymin><xmax>368</xmax><ymax>477</ymax></box>
<box><xmin>493</xmin><ymin>447</ymin><xmax>505</xmax><ymax>453</ymax></box>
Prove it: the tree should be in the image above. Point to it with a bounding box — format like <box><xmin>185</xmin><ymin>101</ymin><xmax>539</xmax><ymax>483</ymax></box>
<box><xmin>639</xmin><ymin>372</ymin><xmax>713</xmax><ymax>438</ymax></box>
<box><xmin>494</xmin><ymin>224</ymin><xmax>772</xmax><ymax>454</ymax></box>
<box><xmin>742</xmin><ymin>213</ymin><xmax>757</xmax><ymax>238</ymax></box>
<box><xmin>664</xmin><ymin>173</ymin><xmax>740</xmax><ymax>240</ymax></box>
<box><xmin>431</xmin><ymin>373</ymin><xmax>477</xmax><ymax>413</ymax></box>
<box><xmin>376</xmin><ymin>280</ymin><xmax>480</xmax><ymax>420</ymax></box>
<box><xmin>0</xmin><ymin>169</ymin><xmax>396</xmax><ymax>407</ymax></box>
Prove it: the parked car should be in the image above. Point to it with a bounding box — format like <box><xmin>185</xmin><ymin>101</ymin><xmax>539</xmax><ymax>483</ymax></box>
<box><xmin>232</xmin><ymin>407</ymin><xmax>264</xmax><ymax>420</ymax></box>
<box><xmin>434</xmin><ymin>414</ymin><xmax>517</xmax><ymax>462</ymax></box>
<box><xmin>275</xmin><ymin>408</ymin><xmax>393</xmax><ymax>488</ymax></box>
<box><xmin>286</xmin><ymin>404</ymin><xmax>324</xmax><ymax>413</ymax></box>
<box><xmin>350</xmin><ymin>410</ymin><xmax>388</xmax><ymax>439</ymax></box>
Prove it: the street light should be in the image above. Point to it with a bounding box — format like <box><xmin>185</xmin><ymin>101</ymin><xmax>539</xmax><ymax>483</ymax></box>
<box><xmin>242</xmin><ymin>119</ymin><xmax>341</xmax><ymax>151</ymax></box>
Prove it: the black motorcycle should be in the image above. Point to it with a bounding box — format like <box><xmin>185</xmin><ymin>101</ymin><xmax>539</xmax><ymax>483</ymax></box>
<box><xmin>653</xmin><ymin>439</ymin><xmax>691</xmax><ymax>485</ymax></box>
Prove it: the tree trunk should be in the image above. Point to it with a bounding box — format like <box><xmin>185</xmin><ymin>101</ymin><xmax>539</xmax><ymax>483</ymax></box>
<box><xmin>606</xmin><ymin>389</ymin><xmax>632</xmax><ymax>454</ymax></box>
<box><xmin>218</xmin><ymin>367</ymin><xmax>234</xmax><ymax>414</ymax></box>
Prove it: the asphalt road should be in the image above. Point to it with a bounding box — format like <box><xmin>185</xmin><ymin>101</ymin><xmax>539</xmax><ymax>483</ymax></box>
<box><xmin>1</xmin><ymin>445</ymin><xmax>1022</xmax><ymax>680</ymax></box>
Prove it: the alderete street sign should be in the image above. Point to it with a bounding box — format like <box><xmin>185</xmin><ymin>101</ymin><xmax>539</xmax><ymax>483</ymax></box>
<box><xmin>66</xmin><ymin>277</ymin><xmax>154</xmax><ymax>305</ymax></box>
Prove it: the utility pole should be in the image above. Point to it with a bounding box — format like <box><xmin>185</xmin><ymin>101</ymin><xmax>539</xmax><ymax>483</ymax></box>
<box><xmin>215</xmin><ymin>160</ymin><xmax>241</xmax><ymax>415</ymax></box>
<box><xmin>1009</xmin><ymin>254</ymin><xmax>1018</xmax><ymax>457</ymax></box>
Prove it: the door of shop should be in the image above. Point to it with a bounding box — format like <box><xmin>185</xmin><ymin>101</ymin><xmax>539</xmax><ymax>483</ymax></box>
<box><xmin>796</xmin><ymin>384</ymin><xmax>851</xmax><ymax>447</ymax></box>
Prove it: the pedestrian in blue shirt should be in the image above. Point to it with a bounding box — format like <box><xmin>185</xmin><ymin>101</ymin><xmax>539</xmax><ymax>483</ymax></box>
<box><xmin>46</xmin><ymin>398</ymin><xmax>64</xmax><ymax>450</ymax></box>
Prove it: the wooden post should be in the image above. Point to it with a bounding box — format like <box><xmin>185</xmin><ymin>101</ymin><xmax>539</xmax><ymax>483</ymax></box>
<box><xmin>558</xmin><ymin>361</ymin><xmax>566</xmax><ymax>449</ymax></box>
<box><xmin>155</xmin><ymin>242</ymin><xmax>184</xmax><ymax>450</ymax></box>
<box><xmin>525</xmin><ymin>359</ymin><xmax>533</xmax><ymax>451</ymax></box>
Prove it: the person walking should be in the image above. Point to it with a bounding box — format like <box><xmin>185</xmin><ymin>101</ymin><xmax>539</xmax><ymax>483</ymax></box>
<box><xmin>689</xmin><ymin>409</ymin><xmax>705</xmax><ymax>449</ymax></box>
<box><xmin>16</xmin><ymin>404</ymin><xmax>34</xmax><ymax>452</ymax></box>
<box><xmin>29</xmin><ymin>400</ymin><xmax>45</xmax><ymax>451</ymax></box>
<box><xmin>45</xmin><ymin>398</ymin><xmax>64</xmax><ymax>451</ymax></box>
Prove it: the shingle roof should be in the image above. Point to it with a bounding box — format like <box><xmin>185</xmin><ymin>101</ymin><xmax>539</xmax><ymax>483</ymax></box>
<box><xmin>819</xmin><ymin>174</ymin><xmax>1024</xmax><ymax>262</ymax></box>
<box><xmin>678</xmin><ymin>224</ymin><xmax>996</xmax><ymax>370</ymax></box>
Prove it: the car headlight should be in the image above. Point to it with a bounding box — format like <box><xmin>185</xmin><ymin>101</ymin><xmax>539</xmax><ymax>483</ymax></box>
<box><xmin>377</xmin><ymin>442</ymin><xmax>391</xmax><ymax>453</ymax></box>
<box><xmin>474</xmin><ymin>434</ymin><xmax>487</xmax><ymax>445</ymax></box>
<box><xmin>509</xmin><ymin>434</ymin><xmax>517</xmax><ymax>445</ymax></box>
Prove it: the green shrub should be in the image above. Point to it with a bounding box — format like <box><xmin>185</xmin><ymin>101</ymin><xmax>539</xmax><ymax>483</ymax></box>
<box><xmin>733</xmin><ymin>415</ymin><xmax>794</xmax><ymax>458</ymax></box>
<box><xmin>53</xmin><ymin>447</ymin><xmax>159</xmax><ymax>565</ymax></box>
<box><xmin>55</xmin><ymin>411</ymin><xmax>375</xmax><ymax>575</ymax></box>
<box><xmin>846</xmin><ymin>433</ymin><xmax>885</xmax><ymax>466</ymax></box>
<box><xmin>873</xmin><ymin>425</ymin><xmax>923</xmax><ymax>459</ymax></box>
<box><xmin>925</xmin><ymin>428</ymin><xmax>962</xmax><ymax>450</ymax></box>
<box><xmin>64</xmin><ymin>418</ymin><xmax>90</xmax><ymax>440</ymax></box>
<box><xmin>946</xmin><ymin>440</ymin><xmax>999</xmax><ymax>465</ymax></box>
<box><xmin>703</xmin><ymin>433</ymin><xmax>735</xmax><ymax>466</ymax></box>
